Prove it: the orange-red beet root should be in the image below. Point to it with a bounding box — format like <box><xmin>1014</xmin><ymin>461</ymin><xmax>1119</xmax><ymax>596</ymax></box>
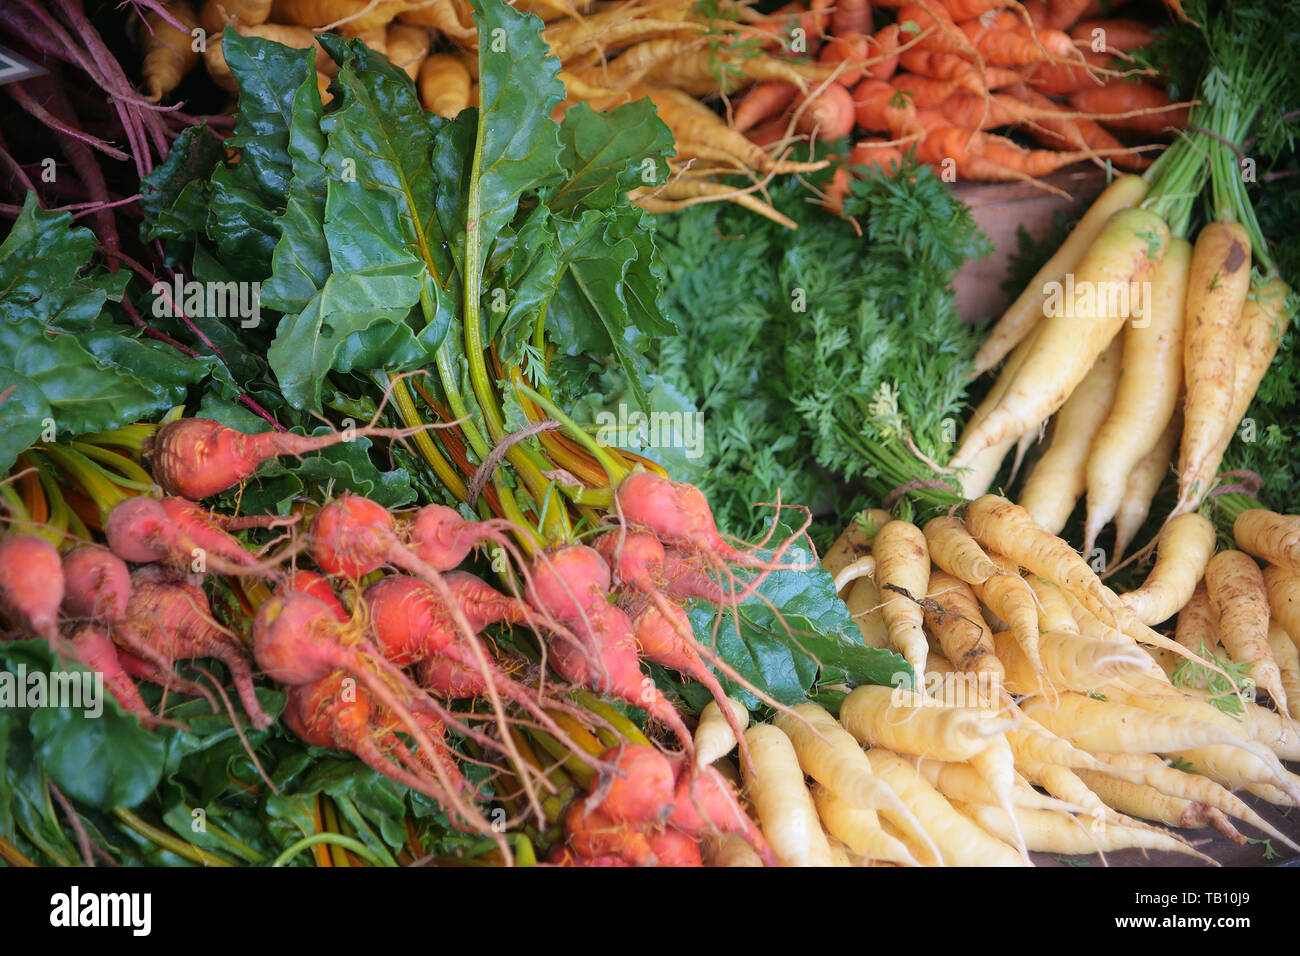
<box><xmin>0</xmin><ymin>534</ymin><xmax>65</xmax><ymax>642</ymax></box>
<box><xmin>61</xmin><ymin>544</ymin><xmax>131</xmax><ymax>623</ymax></box>
<box><xmin>147</xmin><ymin>418</ymin><xmax>421</xmax><ymax>500</ymax></box>
<box><xmin>586</xmin><ymin>743</ymin><xmax>677</xmax><ymax>825</ymax></box>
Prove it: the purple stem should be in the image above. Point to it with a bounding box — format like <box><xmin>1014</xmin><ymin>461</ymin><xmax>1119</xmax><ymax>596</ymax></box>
<box><xmin>29</xmin><ymin>70</ymin><xmax>122</xmax><ymax>263</ymax></box>
<box><xmin>5</xmin><ymin>84</ymin><xmax>130</xmax><ymax>161</ymax></box>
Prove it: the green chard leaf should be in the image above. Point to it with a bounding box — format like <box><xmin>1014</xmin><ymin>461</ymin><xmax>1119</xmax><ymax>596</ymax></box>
<box><xmin>264</xmin><ymin>38</ymin><xmax>441</xmax><ymax>409</ymax></box>
<box><xmin>492</xmin><ymin>204</ymin><xmax>562</xmax><ymax>347</ymax></box>
<box><xmin>682</xmin><ymin>525</ymin><xmax>912</xmax><ymax>709</ymax></box>
<box><xmin>0</xmin><ymin>371</ymin><xmax>50</xmax><ymax>469</ymax></box>
<box><xmin>549</xmin><ymin>99</ymin><xmax>674</xmax><ymax>212</ymax></box>
<box><xmin>1</xmin><ymin>640</ymin><xmax>167</xmax><ymax>811</ymax></box>
<box><xmin>206</xmin><ymin>164</ymin><xmax>282</xmax><ymax>279</ymax></box>
<box><xmin>261</xmin><ymin>57</ymin><xmax>330</xmax><ymax>316</ymax></box>
<box><xmin>458</xmin><ymin>0</ymin><xmax>566</xmax><ymax>271</ymax></box>
<box><xmin>139</xmin><ymin>123</ymin><xmax>225</xmax><ymax>236</ymax></box>
<box><xmin>546</xmin><ymin>208</ymin><xmax>669</xmax><ymax>413</ymax></box>
<box><xmin>0</xmin><ymin>196</ymin><xmax>209</xmax><ymax>470</ymax></box>
<box><xmin>222</xmin><ymin>28</ymin><xmax>319</xmax><ymax>207</ymax></box>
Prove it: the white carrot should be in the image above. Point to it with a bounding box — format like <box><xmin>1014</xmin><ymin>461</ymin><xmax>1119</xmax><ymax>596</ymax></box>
<box><xmin>866</xmin><ymin>749</ymin><xmax>1025</xmax><ymax>866</ymax></box>
<box><xmin>742</xmin><ymin>723</ymin><xmax>833</xmax><ymax>867</ymax></box>
<box><xmin>693</xmin><ymin>696</ymin><xmax>750</xmax><ymax>768</ymax></box>
<box><xmin>872</xmin><ymin>520</ymin><xmax>932</xmax><ymax>678</ymax></box>
<box><xmin>1019</xmin><ymin>337</ymin><xmax>1123</xmax><ymax>535</ymax></box>
<box><xmin>1120</xmin><ymin>513</ymin><xmax>1216</xmax><ymax>625</ymax></box>
<box><xmin>1082</xmin><ymin>236</ymin><xmax>1190</xmax><ymax>553</ymax></box>
<box><xmin>1206</xmin><ymin>549</ymin><xmax>1287</xmax><ymax>712</ymax></box>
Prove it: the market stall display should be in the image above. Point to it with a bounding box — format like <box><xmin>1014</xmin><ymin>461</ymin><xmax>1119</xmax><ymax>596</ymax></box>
<box><xmin>0</xmin><ymin>0</ymin><xmax>1297</xmax><ymax>868</ymax></box>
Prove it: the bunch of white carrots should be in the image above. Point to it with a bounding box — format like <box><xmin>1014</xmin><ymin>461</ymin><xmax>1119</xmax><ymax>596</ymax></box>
<box><xmin>696</xmin><ymin>497</ymin><xmax>1300</xmax><ymax>866</ymax></box>
<box><xmin>951</xmin><ymin>0</ymin><xmax>1298</xmax><ymax>560</ymax></box>
<box><xmin>952</xmin><ymin>174</ymin><xmax>1294</xmax><ymax>561</ymax></box>
<box><xmin>138</xmin><ymin>0</ymin><xmax>480</xmax><ymax>114</ymax></box>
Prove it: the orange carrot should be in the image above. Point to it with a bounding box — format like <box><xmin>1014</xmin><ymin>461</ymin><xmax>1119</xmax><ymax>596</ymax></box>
<box><xmin>865</xmin><ymin>23</ymin><xmax>902</xmax><ymax>81</ymax></box>
<box><xmin>821</xmin><ymin>142</ymin><xmax>907</xmax><ymax>215</ymax></box>
<box><xmin>1022</xmin><ymin>48</ymin><xmax>1111</xmax><ymax>94</ymax></box>
<box><xmin>1069</xmin><ymin>18</ymin><xmax>1156</xmax><ymax>52</ymax></box>
<box><xmin>1070</xmin><ymin>81</ymin><xmax>1189</xmax><ymax>136</ymax></box>
<box><xmin>848</xmin><ymin>138</ymin><xmax>906</xmax><ymax>173</ymax></box>
<box><xmin>1079</xmin><ymin>0</ymin><xmax>1132</xmax><ymax>17</ymax></box>
<box><xmin>1043</xmin><ymin>0</ymin><xmax>1092</xmax><ymax>30</ymax></box>
<box><xmin>851</xmin><ymin>78</ymin><xmax>920</xmax><ymax>135</ymax></box>
<box><xmin>809</xmin><ymin>0</ymin><xmax>836</xmax><ymax>35</ymax></box>
<box><xmin>898</xmin><ymin>49</ymin><xmax>1023</xmax><ymax>90</ymax></box>
<box><xmin>897</xmin><ymin>3</ymin><xmax>975</xmax><ymax>57</ymax></box>
<box><xmin>823</xmin><ymin>165</ymin><xmax>853</xmax><ymax>216</ymax></box>
<box><xmin>818</xmin><ymin>32</ymin><xmax>872</xmax><ymax>86</ymax></box>
<box><xmin>831</xmin><ymin>0</ymin><xmax>872</xmax><ymax>36</ymax></box>
<box><xmin>940</xmin><ymin>0</ymin><xmax>1018</xmax><ymax>18</ymax></box>
<box><xmin>795</xmin><ymin>81</ymin><xmax>857</xmax><ymax>140</ymax></box>
<box><xmin>959</xmin><ymin>13</ymin><xmax>1080</xmax><ymax>66</ymax></box>
<box><xmin>731</xmin><ymin>81</ymin><xmax>798</xmax><ymax>132</ymax></box>
<box><xmin>746</xmin><ymin>113</ymin><xmax>794</xmax><ymax>147</ymax></box>
<box><xmin>750</xmin><ymin>3</ymin><xmax>826</xmax><ymax>56</ymax></box>
<box><xmin>892</xmin><ymin>72</ymin><xmax>968</xmax><ymax>109</ymax></box>
<box><xmin>1023</xmin><ymin>0</ymin><xmax>1052</xmax><ymax>27</ymax></box>
<box><xmin>914</xmin><ymin>110</ymin><xmax>1136</xmax><ymax>183</ymax></box>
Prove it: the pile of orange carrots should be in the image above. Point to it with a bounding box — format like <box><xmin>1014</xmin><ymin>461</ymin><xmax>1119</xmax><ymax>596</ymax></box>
<box><xmin>725</xmin><ymin>0</ymin><xmax>1192</xmax><ymax>211</ymax></box>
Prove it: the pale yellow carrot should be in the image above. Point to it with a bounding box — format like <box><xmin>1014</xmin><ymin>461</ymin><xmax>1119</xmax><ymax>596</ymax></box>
<box><xmin>810</xmin><ymin>783</ymin><xmax>921</xmax><ymax>866</ymax></box>
<box><xmin>1205</xmin><ymin>549</ymin><xmax>1287</xmax><ymax>713</ymax></box>
<box><xmin>845</xmin><ymin>575</ymin><xmax>891</xmax><ymax>650</ymax></box>
<box><xmin>971</xmin><ymin>174</ymin><xmax>1150</xmax><ymax>376</ymax></box>
<box><xmin>866</xmin><ymin>749</ymin><xmax>1026</xmax><ymax>866</ymax></box>
<box><xmin>143</xmin><ymin>1</ymin><xmax>201</xmax><ymax>102</ymax></box>
<box><xmin>840</xmin><ymin>685</ymin><xmax>1012</xmax><ymax>763</ymax></box>
<box><xmin>923</xmin><ymin>515</ymin><xmax>1001</xmax><ymax>586</ymax></box>
<box><xmin>742</xmin><ymin>724</ymin><xmax>833</xmax><ymax>867</ymax></box>
<box><xmin>1235</xmin><ymin>509</ymin><xmax>1300</xmax><ymax>575</ymax></box>
<box><xmin>693</xmin><ymin>696</ymin><xmax>749</xmax><ymax>768</ymax></box>
<box><xmin>1190</xmin><ymin>278</ymin><xmax>1292</xmax><ymax>501</ymax></box>
<box><xmin>1120</xmin><ymin>513</ymin><xmax>1216</xmax><ymax>625</ymax></box>
<box><xmin>1026</xmin><ymin>575</ymin><xmax>1078</xmax><ymax>633</ymax></box>
<box><xmin>952</xmin><ymin>208</ymin><xmax>1170</xmax><ymax>463</ymax></box>
<box><xmin>1267</xmin><ymin>621</ymin><xmax>1300</xmax><ymax>721</ymax></box>
<box><xmin>1263</xmin><ymin>564</ymin><xmax>1300</xmax><ymax>654</ymax></box>
<box><xmin>924</xmin><ymin>570</ymin><xmax>1003</xmax><ymax>680</ymax></box>
<box><xmin>1082</xmin><ymin>236</ymin><xmax>1190</xmax><ymax>553</ymax></box>
<box><xmin>1019</xmin><ymin>336</ymin><xmax>1123</xmax><ymax>535</ymax></box>
<box><xmin>972</xmin><ymin>552</ymin><xmax>1043</xmax><ymax>675</ymax></box>
<box><xmin>1175</xmin><ymin>220</ymin><xmax>1253</xmax><ymax>513</ymax></box>
<box><xmin>872</xmin><ymin>520</ymin><xmax>932</xmax><ymax>678</ymax></box>
<box><xmin>1112</xmin><ymin>409</ymin><xmax>1180</xmax><ymax>562</ymax></box>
